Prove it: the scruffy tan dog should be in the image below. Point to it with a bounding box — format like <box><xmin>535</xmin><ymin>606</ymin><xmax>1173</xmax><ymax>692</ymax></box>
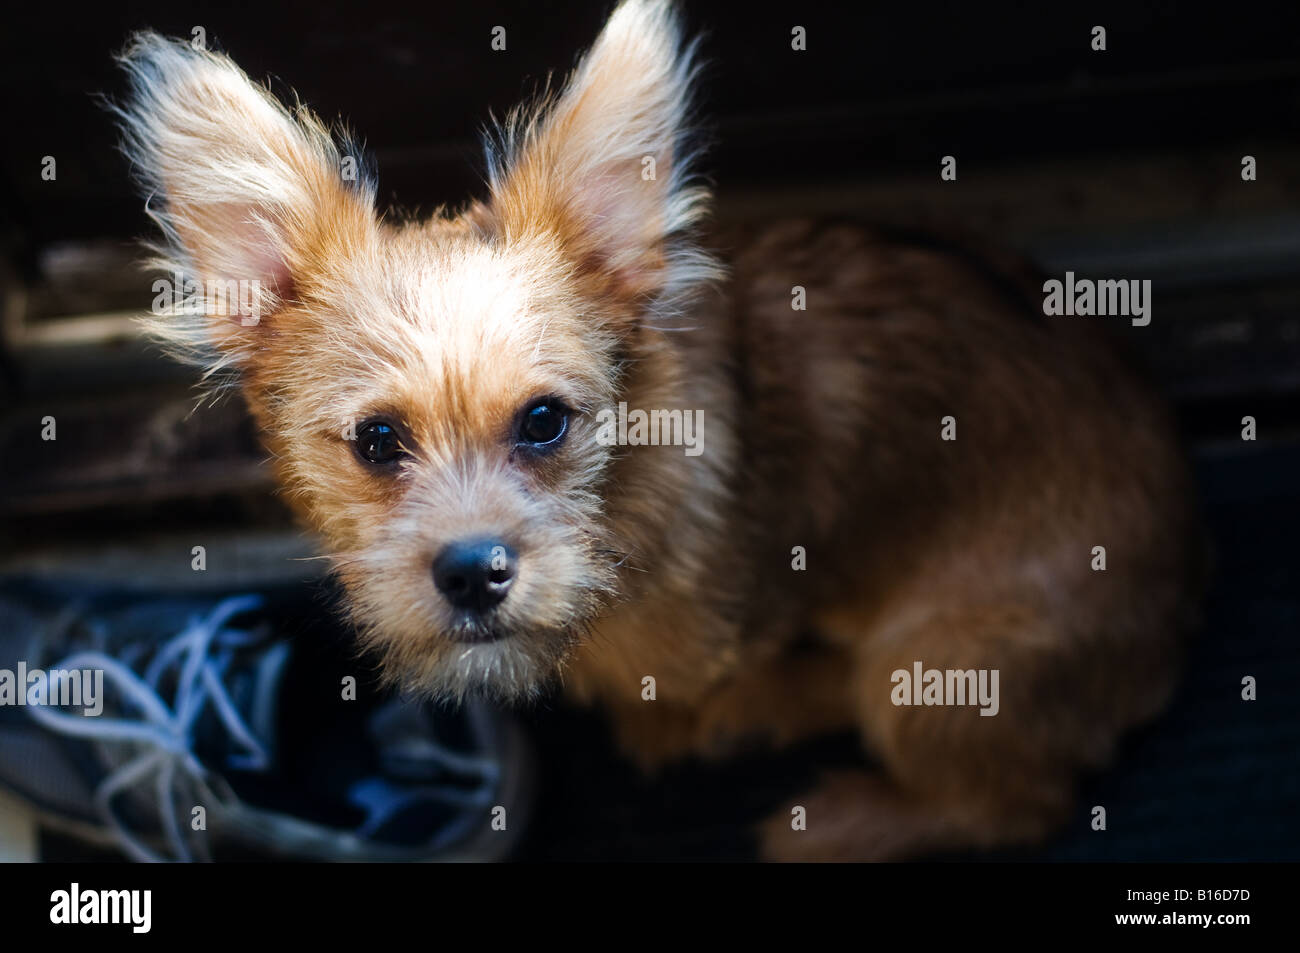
<box><xmin>117</xmin><ymin>0</ymin><xmax>1204</xmax><ymax>859</ymax></box>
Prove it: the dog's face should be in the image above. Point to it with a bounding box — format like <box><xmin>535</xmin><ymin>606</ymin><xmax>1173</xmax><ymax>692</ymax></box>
<box><xmin>262</xmin><ymin>222</ymin><xmax>628</xmax><ymax>701</ymax></box>
<box><xmin>117</xmin><ymin>0</ymin><xmax>718</xmax><ymax>699</ymax></box>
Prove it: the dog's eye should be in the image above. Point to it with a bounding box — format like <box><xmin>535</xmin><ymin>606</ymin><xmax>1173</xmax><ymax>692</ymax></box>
<box><xmin>518</xmin><ymin>400</ymin><xmax>568</xmax><ymax>448</ymax></box>
<box><xmin>356</xmin><ymin>420</ymin><xmax>405</xmax><ymax>465</ymax></box>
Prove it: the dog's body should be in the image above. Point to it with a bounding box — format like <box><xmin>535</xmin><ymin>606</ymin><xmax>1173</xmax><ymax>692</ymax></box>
<box><xmin>569</xmin><ymin>218</ymin><xmax>1204</xmax><ymax>859</ymax></box>
<box><xmin>118</xmin><ymin>0</ymin><xmax>1204</xmax><ymax>859</ymax></box>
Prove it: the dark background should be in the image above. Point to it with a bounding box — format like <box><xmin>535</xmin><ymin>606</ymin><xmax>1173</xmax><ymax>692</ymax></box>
<box><xmin>1</xmin><ymin>1</ymin><xmax>1298</xmax><ymax>860</ymax></box>
<box><xmin>6</xmin><ymin>1</ymin><xmax>1300</xmax><ymax>240</ymax></box>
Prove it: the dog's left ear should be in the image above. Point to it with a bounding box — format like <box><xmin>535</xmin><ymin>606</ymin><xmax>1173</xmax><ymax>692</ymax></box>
<box><xmin>485</xmin><ymin>0</ymin><xmax>719</xmax><ymax>305</ymax></box>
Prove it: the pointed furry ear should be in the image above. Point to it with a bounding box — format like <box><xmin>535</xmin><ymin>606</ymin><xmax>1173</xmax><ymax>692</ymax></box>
<box><xmin>114</xmin><ymin>33</ymin><xmax>374</xmax><ymax>368</ymax></box>
<box><xmin>485</xmin><ymin>0</ymin><xmax>720</xmax><ymax>305</ymax></box>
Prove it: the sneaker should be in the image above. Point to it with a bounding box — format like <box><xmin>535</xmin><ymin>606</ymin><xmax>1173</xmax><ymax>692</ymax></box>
<box><xmin>0</xmin><ymin>577</ymin><xmax>533</xmax><ymax>861</ymax></box>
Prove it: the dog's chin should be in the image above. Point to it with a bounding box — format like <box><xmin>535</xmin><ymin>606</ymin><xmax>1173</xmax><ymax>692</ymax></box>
<box><xmin>428</xmin><ymin>625</ymin><xmax>583</xmax><ymax>703</ymax></box>
<box><xmin>359</xmin><ymin>611</ymin><xmax>586</xmax><ymax>705</ymax></box>
<box><xmin>444</xmin><ymin>613</ymin><xmax>514</xmax><ymax>646</ymax></box>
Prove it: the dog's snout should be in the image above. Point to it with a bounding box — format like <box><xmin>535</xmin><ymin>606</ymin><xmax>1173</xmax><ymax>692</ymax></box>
<box><xmin>432</xmin><ymin>538</ymin><xmax>518</xmax><ymax>612</ymax></box>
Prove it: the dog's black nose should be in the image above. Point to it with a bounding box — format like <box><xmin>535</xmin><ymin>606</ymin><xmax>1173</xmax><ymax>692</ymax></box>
<box><xmin>433</xmin><ymin>539</ymin><xmax>518</xmax><ymax>613</ymax></box>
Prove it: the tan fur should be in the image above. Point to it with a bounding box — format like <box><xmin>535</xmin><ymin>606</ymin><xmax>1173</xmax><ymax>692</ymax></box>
<box><xmin>118</xmin><ymin>0</ymin><xmax>1205</xmax><ymax>859</ymax></box>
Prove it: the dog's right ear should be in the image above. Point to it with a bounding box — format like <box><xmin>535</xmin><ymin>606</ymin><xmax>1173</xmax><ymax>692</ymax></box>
<box><xmin>114</xmin><ymin>33</ymin><xmax>374</xmax><ymax>369</ymax></box>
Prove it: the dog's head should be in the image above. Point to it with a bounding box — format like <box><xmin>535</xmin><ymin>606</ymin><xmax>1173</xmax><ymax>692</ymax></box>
<box><xmin>116</xmin><ymin>0</ymin><xmax>719</xmax><ymax>699</ymax></box>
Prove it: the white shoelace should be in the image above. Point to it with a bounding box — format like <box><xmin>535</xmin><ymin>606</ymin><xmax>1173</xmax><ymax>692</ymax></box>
<box><xmin>26</xmin><ymin>595</ymin><xmax>269</xmax><ymax>862</ymax></box>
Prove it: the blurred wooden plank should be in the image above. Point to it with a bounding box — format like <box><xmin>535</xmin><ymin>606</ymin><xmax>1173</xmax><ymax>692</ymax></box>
<box><xmin>0</xmin><ymin>790</ymin><xmax>38</xmax><ymax>862</ymax></box>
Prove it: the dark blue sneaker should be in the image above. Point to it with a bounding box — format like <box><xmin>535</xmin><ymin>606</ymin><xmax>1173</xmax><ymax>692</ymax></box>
<box><xmin>0</xmin><ymin>578</ymin><xmax>533</xmax><ymax>861</ymax></box>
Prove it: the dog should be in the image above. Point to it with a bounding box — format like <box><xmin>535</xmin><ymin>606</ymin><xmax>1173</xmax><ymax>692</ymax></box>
<box><xmin>115</xmin><ymin>0</ymin><xmax>1205</xmax><ymax>860</ymax></box>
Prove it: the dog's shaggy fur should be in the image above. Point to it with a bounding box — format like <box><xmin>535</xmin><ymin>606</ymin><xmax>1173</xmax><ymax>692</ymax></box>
<box><xmin>117</xmin><ymin>0</ymin><xmax>1205</xmax><ymax>859</ymax></box>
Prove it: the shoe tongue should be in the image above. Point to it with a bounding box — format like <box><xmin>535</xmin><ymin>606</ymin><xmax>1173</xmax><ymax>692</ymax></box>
<box><xmin>345</xmin><ymin>700</ymin><xmax>494</xmax><ymax>847</ymax></box>
<box><xmin>368</xmin><ymin>699</ymin><xmax>447</xmax><ymax>782</ymax></box>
